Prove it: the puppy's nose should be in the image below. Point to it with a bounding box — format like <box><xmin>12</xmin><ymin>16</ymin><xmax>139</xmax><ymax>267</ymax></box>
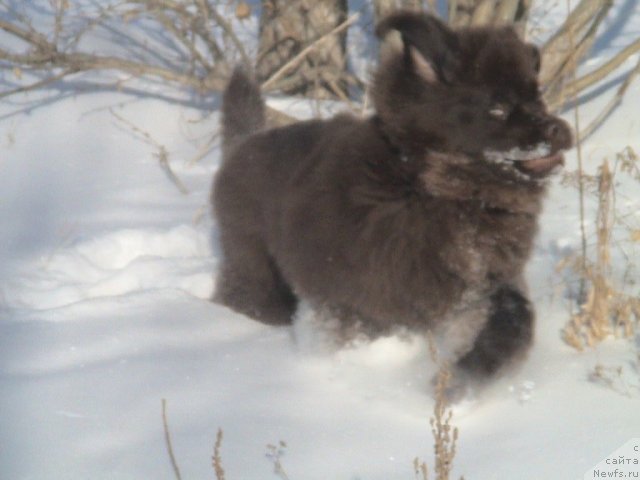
<box><xmin>544</xmin><ymin>118</ymin><xmax>573</xmax><ymax>150</ymax></box>
<box><xmin>546</xmin><ymin>122</ymin><xmax>560</xmax><ymax>139</ymax></box>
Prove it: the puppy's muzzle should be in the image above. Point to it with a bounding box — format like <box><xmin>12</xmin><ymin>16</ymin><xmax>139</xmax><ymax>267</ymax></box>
<box><xmin>543</xmin><ymin>117</ymin><xmax>573</xmax><ymax>153</ymax></box>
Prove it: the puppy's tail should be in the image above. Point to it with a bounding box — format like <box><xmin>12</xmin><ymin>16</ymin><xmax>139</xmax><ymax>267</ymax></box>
<box><xmin>221</xmin><ymin>67</ymin><xmax>265</xmax><ymax>154</ymax></box>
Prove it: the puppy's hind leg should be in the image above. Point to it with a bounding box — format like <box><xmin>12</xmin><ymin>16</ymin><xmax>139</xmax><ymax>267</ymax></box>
<box><xmin>214</xmin><ymin>233</ymin><xmax>297</xmax><ymax>326</ymax></box>
<box><xmin>455</xmin><ymin>285</ymin><xmax>534</xmax><ymax>378</ymax></box>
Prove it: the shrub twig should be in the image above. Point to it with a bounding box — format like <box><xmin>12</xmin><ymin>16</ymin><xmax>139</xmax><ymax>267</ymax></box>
<box><xmin>420</xmin><ymin>334</ymin><xmax>464</xmax><ymax>480</ymax></box>
<box><xmin>109</xmin><ymin>108</ymin><xmax>190</xmax><ymax>195</ymax></box>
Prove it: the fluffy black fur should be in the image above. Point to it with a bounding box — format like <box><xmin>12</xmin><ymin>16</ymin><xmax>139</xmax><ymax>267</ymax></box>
<box><xmin>211</xmin><ymin>12</ymin><xmax>573</xmax><ymax>380</ymax></box>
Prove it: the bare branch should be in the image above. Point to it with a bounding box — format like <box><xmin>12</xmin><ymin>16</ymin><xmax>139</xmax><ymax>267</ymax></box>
<box><xmin>110</xmin><ymin>108</ymin><xmax>190</xmax><ymax>195</ymax></box>
<box><xmin>580</xmin><ymin>56</ymin><xmax>640</xmax><ymax>140</ymax></box>
<box><xmin>562</xmin><ymin>37</ymin><xmax>640</xmax><ymax>104</ymax></box>
<box><xmin>128</xmin><ymin>0</ymin><xmax>226</xmax><ymax>62</ymax></box>
<box><xmin>52</xmin><ymin>0</ymin><xmax>67</xmax><ymax>45</ymax></box>
<box><xmin>0</xmin><ymin>69</ymin><xmax>76</xmax><ymax>99</ymax></box>
<box><xmin>93</xmin><ymin>20</ymin><xmax>182</xmax><ymax>71</ymax></box>
<box><xmin>0</xmin><ymin>0</ymin><xmax>634</xmax><ymax>135</ymax></box>
<box><xmin>187</xmin><ymin>131</ymin><xmax>219</xmax><ymax>166</ymax></box>
<box><xmin>540</xmin><ymin>0</ymin><xmax>613</xmax><ymax>86</ymax></box>
<box><xmin>261</xmin><ymin>13</ymin><xmax>359</xmax><ymax>92</ymax></box>
<box><xmin>541</xmin><ymin>0</ymin><xmax>617</xmax><ymax>111</ymax></box>
<box><xmin>543</xmin><ymin>0</ymin><xmax>609</xmax><ymax>53</ymax></box>
<box><xmin>0</xmin><ymin>19</ymin><xmax>52</xmax><ymax>51</ymax></box>
<box><xmin>147</xmin><ymin>7</ymin><xmax>212</xmax><ymax>73</ymax></box>
<box><xmin>188</xmin><ymin>0</ymin><xmax>225</xmax><ymax>61</ymax></box>
<box><xmin>0</xmin><ymin>45</ymin><xmax>226</xmax><ymax>91</ymax></box>
<box><xmin>199</xmin><ymin>1</ymin><xmax>251</xmax><ymax>69</ymax></box>
<box><xmin>156</xmin><ymin>146</ymin><xmax>190</xmax><ymax>195</ymax></box>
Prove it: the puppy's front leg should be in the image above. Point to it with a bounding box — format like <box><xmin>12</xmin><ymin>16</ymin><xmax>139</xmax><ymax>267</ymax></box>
<box><xmin>456</xmin><ymin>285</ymin><xmax>534</xmax><ymax>378</ymax></box>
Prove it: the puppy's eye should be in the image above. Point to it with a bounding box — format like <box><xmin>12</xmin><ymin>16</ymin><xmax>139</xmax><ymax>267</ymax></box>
<box><xmin>489</xmin><ymin>105</ymin><xmax>509</xmax><ymax>120</ymax></box>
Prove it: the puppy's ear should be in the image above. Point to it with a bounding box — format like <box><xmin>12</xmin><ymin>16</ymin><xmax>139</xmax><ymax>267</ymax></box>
<box><xmin>527</xmin><ymin>44</ymin><xmax>541</xmax><ymax>74</ymax></box>
<box><xmin>376</xmin><ymin>11</ymin><xmax>459</xmax><ymax>83</ymax></box>
<box><xmin>378</xmin><ymin>30</ymin><xmax>438</xmax><ymax>83</ymax></box>
<box><xmin>408</xmin><ymin>46</ymin><xmax>439</xmax><ymax>83</ymax></box>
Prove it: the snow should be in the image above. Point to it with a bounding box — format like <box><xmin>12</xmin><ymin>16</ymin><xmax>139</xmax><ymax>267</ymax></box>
<box><xmin>2</xmin><ymin>2</ymin><xmax>640</xmax><ymax>480</ymax></box>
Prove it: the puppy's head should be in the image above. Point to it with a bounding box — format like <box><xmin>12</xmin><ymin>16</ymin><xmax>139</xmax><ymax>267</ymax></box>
<box><xmin>373</xmin><ymin>12</ymin><xmax>573</xmax><ymax>181</ymax></box>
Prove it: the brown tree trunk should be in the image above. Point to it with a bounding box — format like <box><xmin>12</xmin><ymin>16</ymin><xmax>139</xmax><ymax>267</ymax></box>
<box><xmin>448</xmin><ymin>0</ymin><xmax>479</xmax><ymax>26</ymax></box>
<box><xmin>373</xmin><ymin>0</ymin><xmax>424</xmax><ymax>22</ymax></box>
<box><xmin>448</xmin><ymin>0</ymin><xmax>530</xmax><ymax>32</ymax></box>
<box><xmin>373</xmin><ymin>0</ymin><xmax>396</xmax><ymax>20</ymax></box>
<box><xmin>257</xmin><ymin>0</ymin><xmax>348</xmax><ymax>98</ymax></box>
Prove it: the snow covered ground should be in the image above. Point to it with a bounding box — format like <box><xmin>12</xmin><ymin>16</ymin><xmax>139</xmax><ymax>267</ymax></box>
<box><xmin>1</xmin><ymin>2</ymin><xmax>640</xmax><ymax>480</ymax></box>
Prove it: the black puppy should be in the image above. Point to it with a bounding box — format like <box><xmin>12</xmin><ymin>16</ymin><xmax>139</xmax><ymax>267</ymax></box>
<box><xmin>212</xmin><ymin>12</ymin><xmax>572</xmax><ymax>381</ymax></box>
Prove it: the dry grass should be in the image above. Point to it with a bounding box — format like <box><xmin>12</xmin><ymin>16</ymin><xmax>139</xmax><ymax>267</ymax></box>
<box><xmin>1</xmin><ymin>1</ymin><xmax>638</xmax><ymax>120</ymax></box>
<box><xmin>265</xmin><ymin>441</ymin><xmax>290</xmax><ymax>480</ymax></box>
<box><xmin>588</xmin><ymin>363</ymin><xmax>635</xmax><ymax>397</ymax></box>
<box><xmin>561</xmin><ymin>149</ymin><xmax>640</xmax><ymax>351</ymax></box>
<box><xmin>161</xmin><ymin>399</ymin><xmax>183</xmax><ymax>480</ymax></box>
<box><xmin>414</xmin><ymin>457</ymin><xmax>429</xmax><ymax>480</ymax></box>
<box><xmin>429</xmin><ymin>369</ymin><xmax>460</xmax><ymax>480</ymax></box>
<box><xmin>215</xmin><ymin>433</ymin><xmax>292</xmax><ymax>480</ymax></box>
<box><xmin>412</xmin><ymin>335</ymin><xmax>465</xmax><ymax>480</ymax></box>
<box><xmin>213</xmin><ymin>428</ymin><xmax>226</xmax><ymax>480</ymax></box>
<box><xmin>162</xmin><ymin>388</ymin><xmax>465</xmax><ymax>480</ymax></box>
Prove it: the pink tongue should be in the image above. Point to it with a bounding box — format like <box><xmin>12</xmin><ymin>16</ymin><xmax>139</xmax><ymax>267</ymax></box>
<box><xmin>520</xmin><ymin>153</ymin><xmax>564</xmax><ymax>173</ymax></box>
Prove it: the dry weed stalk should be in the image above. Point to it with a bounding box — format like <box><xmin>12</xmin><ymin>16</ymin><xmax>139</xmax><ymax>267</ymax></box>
<box><xmin>617</xmin><ymin>146</ymin><xmax>640</xmax><ymax>181</ymax></box>
<box><xmin>589</xmin><ymin>363</ymin><xmax>635</xmax><ymax>397</ymax></box>
<box><xmin>161</xmin><ymin>399</ymin><xmax>183</xmax><ymax>480</ymax></box>
<box><xmin>109</xmin><ymin>108</ymin><xmax>190</xmax><ymax>195</ymax></box>
<box><xmin>430</xmin><ymin>368</ymin><xmax>461</xmax><ymax>480</ymax></box>
<box><xmin>413</xmin><ymin>457</ymin><xmax>429</xmax><ymax>480</ymax></box>
<box><xmin>565</xmin><ymin>0</ymin><xmax>589</xmax><ymax>299</ymax></box>
<box><xmin>266</xmin><ymin>440</ymin><xmax>290</xmax><ymax>480</ymax></box>
<box><xmin>416</xmin><ymin>334</ymin><xmax>464</xmax><ymax>480</ymax></box>
<box><xmin>562</xmin><ymin>153</ymin><xmax>640</xmax><ymax>350</ymax></box>
<box><xmin>161</xmin><ymin>410</ymin><xmax>229</xmax><ymax>480</ymax></box>
<box><xmin>212</xmin><ymin>428</ymin><xmax>226</xmax><ymax>480</ymax></box>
